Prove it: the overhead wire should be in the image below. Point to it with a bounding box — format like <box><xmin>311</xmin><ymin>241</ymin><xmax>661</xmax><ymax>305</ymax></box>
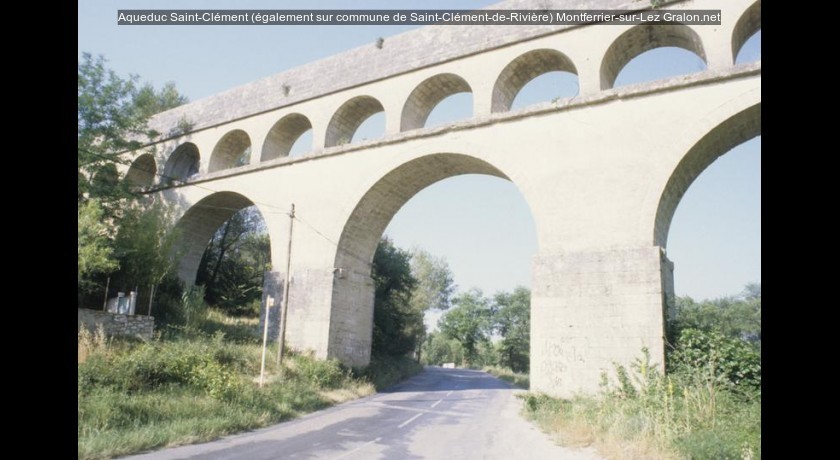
<box><xmin>81</xmin><ymin>146</ymin><xmax>374</xmax><ymax>268</ymax></box>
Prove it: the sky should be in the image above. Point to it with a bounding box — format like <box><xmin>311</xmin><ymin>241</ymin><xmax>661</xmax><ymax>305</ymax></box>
<box><xmin>79</xmin><ymin>0</ymin><xmax>761</xmax><ymax>304</ymax></box>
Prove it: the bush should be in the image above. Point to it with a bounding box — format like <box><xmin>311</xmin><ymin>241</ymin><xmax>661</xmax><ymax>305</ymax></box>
<box><xmin>292</xmin><ymin>353</ymin><xmax>348</xmax><ymax>389</ymax></box>
<box><xmin>355</xmin><ymin>354</ymin><xmax>423</xmax><ymax>390</ymax></box>
<box><xmin>669</xmin><ymin>328</ymin><xmax>761</xmax><ymax>396</ymax></box>
<box><xmin>520</xmin><ymin>347</ymin><xmax>761</xmax><ymax>460</ymax></box>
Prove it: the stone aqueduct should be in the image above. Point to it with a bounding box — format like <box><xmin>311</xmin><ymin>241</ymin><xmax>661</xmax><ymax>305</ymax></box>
<box><xmin>121</xmin><ymin>0</ymin><xmax>760</xmax><ymax>397</ymax></box>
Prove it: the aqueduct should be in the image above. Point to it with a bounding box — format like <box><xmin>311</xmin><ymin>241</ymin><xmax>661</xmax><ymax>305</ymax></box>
<box><xmin>121</xmin><ymin>0</ymin><xmax>760</xmax><ymax>397</ymax></box>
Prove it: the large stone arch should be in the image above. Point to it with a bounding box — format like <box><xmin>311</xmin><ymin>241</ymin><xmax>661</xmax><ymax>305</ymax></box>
<box><xmin>209</xmin><ymin>130</ymin><xmax>251</xmax><ymax>173</ymax></box>
<box><xmin>400</xmin><ymin>74</ymin><xmax>472</xmax><ymax>132</ymax></box>
<box><xmin>732</xmin><ymin>0</ymin><xmax>761</xmax><ymax>63</ymax></box>
<box><xmin>172</xmin><ymin>191</ymin><xmax>268</xmax><ymax>285</ymax></box>
<box><xmin>600</xmin><ymin>22</ymin><xmax>707</xmax><ymax>90</ymax></box>
<box><xmin>328</xmin><ymin>153</ymin><xmax>518</xmax><ymax>366</ymax></box>
<box><xmin>653</xmin><ymin>103</ymin><xmax>761</xmax><ymax>248</ymax></box>
<box><xmin>162</xmin><ymin>143</ymin><xmax>200</xmax><ymax>185</ymax></box>
<box><xmin>261</xmin><ymin>113</ymin><xmax>313</xmax><ymax>161</ymax></box>
<box><xmin>492</xmin><ymin>49</ymin><xmax>578</xmax><ymax>113</ymax></box>
<box><xmin>325</xmin><ymin>96</ymin><xmax>385</xmax><ymax>147</ymax></box>
<box><xmin>125</xmin><ymin>153</ymin><xmax>157</xmax><ymax>188</ymax></box>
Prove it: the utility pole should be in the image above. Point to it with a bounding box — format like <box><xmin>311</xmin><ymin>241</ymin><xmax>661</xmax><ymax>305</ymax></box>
<box><xmin>102</xmin><ymin>276</ymin><xmax>110</xmax><ymax>311</ymax></box>
<box><xmin>276</xmin><ymin>204</ymin><xmax>295</xmax><ymax>366</ymax></box>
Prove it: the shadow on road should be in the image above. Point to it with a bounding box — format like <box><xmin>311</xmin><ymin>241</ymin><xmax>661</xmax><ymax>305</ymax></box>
<box><xmin>379</xmin><ymin>366</ymin><xmax>514</xmax><ymax>394</ymax></box>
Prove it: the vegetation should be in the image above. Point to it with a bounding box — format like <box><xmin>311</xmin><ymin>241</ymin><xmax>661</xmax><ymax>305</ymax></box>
<box><xmin>77</xmin><ymin>52</ymin><xmax>188</xmax><ymax>316</ymax></box>
<box><xmin>421</xmin><ymin>286</ymin><xmax>531</xmax><ymax>372</ymax></box>
<box><xmin>370</xmin><ymin>238</ymin><xmax>456</xmax><ymax>361</ymax></box>
<box><xmin>77</xmin><ymin>57</ymin><xmax>429</xmax><ymax>459</ymax></box>
<box><xmin>520</xmin><ymin>285</ymin><xmax>761</xmax><ymax>460</ymax></box>
<box><xmin>195</xmin><ymin>207</ymin><xmax>270</xmax><ymax>316</ymax></box>
<box><xmin>78</xmin><ymin>306</ymin><xmax>432</xmax><ymax>459</ymax></box>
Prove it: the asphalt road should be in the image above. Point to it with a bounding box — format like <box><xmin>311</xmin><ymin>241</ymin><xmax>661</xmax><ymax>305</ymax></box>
<box><xmin>122</xmin><ymin>367</ymin><xmax>603</xmax><ymax>460</ymax></box>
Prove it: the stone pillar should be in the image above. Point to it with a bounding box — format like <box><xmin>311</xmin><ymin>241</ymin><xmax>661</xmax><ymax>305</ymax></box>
<box><xmin>530</xmin><ymin>246</ymin><xmax>669</xmax><ymax>398</ymax></box>
<box><xmin>327</xmin><ymin>268</ymin><xmax>375</xmax><ymax>368</ymax></box>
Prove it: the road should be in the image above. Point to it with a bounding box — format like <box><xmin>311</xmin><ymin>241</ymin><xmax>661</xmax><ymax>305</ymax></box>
<box><xmin>122</xmin><ymin>367</ymin><xmax>603</xmax><ymax>460</ymax></box>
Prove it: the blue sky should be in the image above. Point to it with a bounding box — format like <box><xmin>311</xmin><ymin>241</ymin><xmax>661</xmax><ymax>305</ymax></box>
<box><xmin>79</xmin><ymin>0</ymin><xmax>761</xmax><ymax>302</ymax></box>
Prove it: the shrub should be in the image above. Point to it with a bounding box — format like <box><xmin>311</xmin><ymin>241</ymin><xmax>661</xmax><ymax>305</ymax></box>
<box><xmin>669</xmin><ymin>328</ymin><xmax>761</xmax><ymax>396</ymax></box>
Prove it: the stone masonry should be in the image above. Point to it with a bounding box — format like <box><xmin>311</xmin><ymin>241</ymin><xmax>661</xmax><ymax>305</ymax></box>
<box><xmin>78</xmin><ymin>308</ymin><xmax>155</xmax><ymax>340</ymax></box>
<box><xmin>122</xmin><ymin>0</ymin><xmax>761</xmax><ymax>397</ymax></box>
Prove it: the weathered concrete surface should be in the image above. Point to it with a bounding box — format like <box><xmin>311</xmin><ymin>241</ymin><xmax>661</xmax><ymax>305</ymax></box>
<box><xmin>123</xmin><ymin>0</ymin><xmax>761</xmax><ymax>397</ymax></box>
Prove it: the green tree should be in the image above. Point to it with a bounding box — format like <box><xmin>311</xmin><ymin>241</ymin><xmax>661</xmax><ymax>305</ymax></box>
<box><xmin>408</xmin><ymin>248</ymin><xmax>455</xmax><ymax>360</ymax></box>
<box><xmin>195</xmin><ymin>206</ymin><xmax>270</xmax><ymax>314</ymax></box>
<box><xmin>493</xmin><ymin>287</ymin><xmax>531</xmax><ymax>372</ymax></box>
<box><xmin>421</xmin><ymin>332</ymin><xmax>465</xmax><ymax>366</ymax></box>
<box><xmin>110</xmin><ymin>199</ymin><xmax>182</xmax><ymax>311</ymax></box>
<box><xmin>78</xmin><ymin>199</ymin><xmax>119</xmax><ymax>288</ymax></box>
<box><xmin>668</xmin><ymin>283</ymin><xmax>761</xmax><ymax>347</ymax></box>
<box><xmin>77</xmin><ymin>52</ymin><xmax>187</xmax><ymax>308</ymax></box>
<box><xmin>438</xmin><ymin>289</ymin><xmax>493</xmax><ymax>365</ymax></box>
<box><xmin>409</xmin><ymin>249</ymin><xmax>455</xmax><ymax>312</ymax></box>
<box><xmin>371</xmin><ymin>238</ymin><xmax>422</xmax><ymax>357</ymax></box>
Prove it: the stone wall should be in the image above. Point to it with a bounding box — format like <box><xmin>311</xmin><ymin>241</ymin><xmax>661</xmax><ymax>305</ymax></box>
<box><xmin>78</xmin><ymin>308</ymin><xmax>155</xmax><ymax>340</ymax></box>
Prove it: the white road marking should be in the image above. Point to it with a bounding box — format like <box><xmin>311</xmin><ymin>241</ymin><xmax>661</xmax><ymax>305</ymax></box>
<box><xmin>431</xmin><ymin>399</ymin><xmax>443</xmax><ymax>408</ymax></box>
<box><xmin>445</xmin><ymin>390</ymin><xmax>453</xmax><ymax>397</ymax></box>
<box><xmin>331</xmin><ymin>437</ymin><xmax>382</xmax><ymax>460</ymax></box>
<box><xmin>398</xmin><ymin>413</ymin><xmax>423</xmax><ymax>429</ymax></box>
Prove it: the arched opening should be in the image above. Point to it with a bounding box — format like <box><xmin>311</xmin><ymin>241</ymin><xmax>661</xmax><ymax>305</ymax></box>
<box><xmin>125</xmin><ymin>154</ymin><xmax>156</xmax><ymax>188</ymax></box>
<box><xmin>330</xmin><ymin>153</ymin><xmax>537</xmax><ymax>368</ymax></box>
<box><xmin>601</xmin><ymin>23</ymin><xmax>706</xmax><ymax>89</ymax></box>
<box><xmin>733</xmin><ymin>1</ymin><xmax>761</xmax><ymax>64</ymax></box>
<box><xmin>325</xmin><ymin>96</ymin><xmax>385</xmax><ymax>147</ymax></box>
<box><xmin>401</xmin><ymin>74</ymin><xmax>473</xmax><ymax>131</ymax></box>
<box><xmin>162</xmin><ymin>143</ymin><xmax>200</xmax><ymax>185</ymax></box>
<box><xmin>261</xmin><ymin>114</ymin><xmax>313</xmax><ymax>161</ymax></box>
<box><xmin>172</xmin><ymin>192</ymin><xmax>270</xmax><ymax>291</ymax></box>
<box><xmin>492</xmin><ymin>49</ymin><xmax>579</xmax><ymax>113</ymax></box>
<box><xmin>655</xmin><ymin>104</ymin><xmax>760</xmax><ymax>307</ymax></box>
<box><xmin>654</xmin><ymin>104</ymin><xmax>760</xmax><ymax>247</ymax></box>
<box><xmin>209</xmin><ymin>130</ymin><xmax>251</xmax><ymax>173</ymax></box>
<box><xmin>91</xmin><ymin>163</ymin><xmax>118</xmax><ymax>190</ymax></box>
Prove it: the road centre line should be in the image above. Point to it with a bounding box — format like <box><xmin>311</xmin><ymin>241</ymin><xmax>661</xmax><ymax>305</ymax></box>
<box><xmin>330</xmin><ymin>437</ymin><xmax>382</xmax><ymax>460</ymax></box>
<box><xmin>398</xmin><ymin>413</ymin><xmax>423</xmax><ymax>429</ymax></box>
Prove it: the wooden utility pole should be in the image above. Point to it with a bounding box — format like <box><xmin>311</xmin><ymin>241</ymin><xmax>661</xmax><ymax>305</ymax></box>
<box><xmin>276</xmin><ymin>204</ymin><xmax>295</xmax><ymax>366</ymax></box>
<box><xmin>102</xmin><ymin>277</ymin><xmax>110</xmax><ymax>311</ymax></box>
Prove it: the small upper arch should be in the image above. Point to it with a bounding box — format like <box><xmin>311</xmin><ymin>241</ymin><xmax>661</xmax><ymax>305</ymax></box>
<box><xmin>600</xmin><ymin>22</ymin><xmax>706</xmax><ymax>90</ymax></box>
<box><xmin>492</xmin><ymin>49</ymin><xmax>578</xmax><ymax>113</ymax></box>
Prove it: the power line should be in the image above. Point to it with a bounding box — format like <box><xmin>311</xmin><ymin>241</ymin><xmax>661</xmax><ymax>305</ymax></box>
<box><xmin>81</xmin><ymin>147</ymin><xmax>374</xmax><ymax>268</ymax></box>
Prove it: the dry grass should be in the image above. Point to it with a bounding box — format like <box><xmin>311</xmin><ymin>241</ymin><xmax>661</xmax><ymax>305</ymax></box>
<box><xmin>78</xmin><ymin>325</ymin><xmax>109</xmax><ymax>363</ymax></box>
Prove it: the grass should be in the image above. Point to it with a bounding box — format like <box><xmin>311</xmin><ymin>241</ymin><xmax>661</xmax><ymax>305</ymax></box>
<box><xmin>78</xmin><ymin>309</ymin><xmax>422</xmax><ymax>459</ymax></box>
<box><xmin>483</xmin><ymin>366</ymin><xmax>530</xmax><ymax>389</ymax></box>
<box><xmin>518</xmin><ymin>350</ymin><xmax>761</xmax><ymax>460</ymax></box>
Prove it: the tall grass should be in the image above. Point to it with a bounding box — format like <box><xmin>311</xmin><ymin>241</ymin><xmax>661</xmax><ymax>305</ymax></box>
<box><xmin>484</xmin><ymin>366</ymin><xmax>530</xmax><ymax>389</ymax></box>
<box><xmin>520</xmin><ymin>348</ymin><xmax>760</xmax><ymax>460</ymax></box>
<box><xmin>78</xmin><ymin>311</ymin><xmax>422</xmax><ymax>459</ymax></box>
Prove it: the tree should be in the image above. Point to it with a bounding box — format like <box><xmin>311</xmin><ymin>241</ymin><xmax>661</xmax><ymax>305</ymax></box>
<box><xmin>78</xmin><ymin>52</ymin><xmax>188</xmax><ymax>307</ymax></box>
<box><xmin>371</xmin><ymin>238</ymin><xmax>422</xmax><ymax>357</ymax></box>
<box><xmin>408</xmin><ymin>248</ymin><xmax>455</xmax><ymax>360</ymax></box>
<box><xmin>438</xmin><ymin>289</ymin><xmax>494</xmax><ymax>365</ymax></box>
<box><xmin>78</xmin><ymin>199</ymin><xmax>119</xmax><ymax>288</ymax></box>
<box><xmin>110</xmin><ymin>199</ymin><xmax>181</xmax><ymax>309</ymax></box>
<box><xmin>668</xmin><ymin>283</ymin><xmax>761</xmax><ymax>347</ymax></box>
<box><xmin>421</xmin><ymin>332</ymin><xmax>465</xmax><ymax>366</ymax></box>
<box><xmin>492</xmin><ymin>287</ymin><xmax>531</xmax><ymax>372</ymax></box>
<box><xmin>409</xmin><ymin>249</ymin><xmax>456</xmax><ymax>312</ymax></box>
<box><xmin>195</xmin><ymin>206</ymin><xmax>270</xmax><ymax>314</ymax></box>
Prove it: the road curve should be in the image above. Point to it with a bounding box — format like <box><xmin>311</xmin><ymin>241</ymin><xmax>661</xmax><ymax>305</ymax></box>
<box><xmin>121</xmin><ymin>367</ymin><xmax>603</xmax><ymax>460</ymax></box>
